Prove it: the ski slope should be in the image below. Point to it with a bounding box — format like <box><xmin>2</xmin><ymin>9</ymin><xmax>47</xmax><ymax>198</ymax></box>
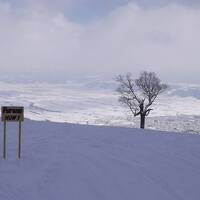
<box><xmin>0</xmin><ymin>120</ymin><xmax>200</xmax><ymax>200</ymax></box>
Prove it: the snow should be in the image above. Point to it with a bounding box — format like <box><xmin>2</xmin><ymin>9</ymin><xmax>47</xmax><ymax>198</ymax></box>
<box><xmin>1</xmin><ymin>79</ymin><xmax>200</xmax><ymax>131</ymax></box>
<box><xmin>1</xmin><ymin>119</ymin><xmax>200</xmax><ymax>200</ymax></box>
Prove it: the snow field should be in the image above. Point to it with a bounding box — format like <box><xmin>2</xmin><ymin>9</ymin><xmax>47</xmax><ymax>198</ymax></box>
<box><xmin>0</xmin><ymin>120</ymin><xmax>199</xmax><ymax>200</ymax></box>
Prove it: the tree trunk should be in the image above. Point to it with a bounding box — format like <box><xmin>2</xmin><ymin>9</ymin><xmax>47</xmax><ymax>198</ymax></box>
<box><xmin>140</xmin><ymin>114</ymin><xmax>145</xmax><ymax>129</ymax></box>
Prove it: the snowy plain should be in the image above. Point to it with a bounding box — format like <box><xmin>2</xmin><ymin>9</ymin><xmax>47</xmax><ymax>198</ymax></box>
<box><xmin>0</xmin><ymin>79</ymin><xmax>200</xmax><ymax>132</ymax></box>
<box><xmin>0</xmin><ymin>120</ymin><xmax>200</xmax><ymax>200</ymax></box>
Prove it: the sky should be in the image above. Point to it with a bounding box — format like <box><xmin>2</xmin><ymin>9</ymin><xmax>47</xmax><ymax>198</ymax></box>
<box><xmin>0</xmin><ymin>0</ymin><xmax>200</xmax><ymax>83</ymax></box>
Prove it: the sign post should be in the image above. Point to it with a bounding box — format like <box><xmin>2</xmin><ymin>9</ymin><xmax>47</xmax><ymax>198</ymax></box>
<box><xmin>3</xmin><ymin>121</ymin><xmax>6</xmax><ymax>159</ymax></box>
<box><xmin>1</xmin><ymin>106</ymin><xmax>24</xmax><ymax>159</ymax></box>
<box><xmin>18</xmin><ymin>121</ymin><xmax>22</xmax><ymax>159</ymax></box>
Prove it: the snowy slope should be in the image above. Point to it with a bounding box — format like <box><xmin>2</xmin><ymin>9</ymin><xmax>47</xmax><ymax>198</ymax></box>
<box><xmin>0</xmin><ymin>120</ymin><xmax>200</xmax><ymax>200</ymax></box>
<box><xmin>1</xmin><ymin>81</ymin><xmax>200</xmax><ymax>132</ymax></box>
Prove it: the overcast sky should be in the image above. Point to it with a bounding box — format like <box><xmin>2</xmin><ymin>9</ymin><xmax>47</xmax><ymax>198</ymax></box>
<box><xmin>0</xmin><ymin>0</ymin><xmax>200</xmax><ymax>83</ymax></box>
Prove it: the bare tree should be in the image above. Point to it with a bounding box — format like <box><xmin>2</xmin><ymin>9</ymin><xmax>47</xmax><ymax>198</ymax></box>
<box><xmin>116</xmin><ymin>71</ymin><xmax>168</xmax><ymax>129</ymax></box>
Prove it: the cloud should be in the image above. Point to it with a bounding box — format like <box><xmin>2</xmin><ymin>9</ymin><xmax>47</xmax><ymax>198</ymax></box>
<box><xmin>0</xmin><ymin>1</ymin><xmax>200</xmax><ymax>83</ymax></box>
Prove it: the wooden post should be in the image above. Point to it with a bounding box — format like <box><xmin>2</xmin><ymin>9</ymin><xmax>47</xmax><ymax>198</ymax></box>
<box><xmin>18</xmin><ymin>121</ymin><xmax>22</xmax><ymax>159</ymax></box>
<box><xmin>3</xmin><ymin>121</ymin><xmax>6</xmax><ymax>159</ymax></box>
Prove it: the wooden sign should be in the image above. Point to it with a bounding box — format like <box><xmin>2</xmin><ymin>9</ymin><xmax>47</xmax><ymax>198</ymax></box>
<box><xmin>1</xmin><ymin>106</ymin><xmax>24</xmax><ymax>159</ymax></box>
<box><xmin>1</xmin><ymin>106</ymin><xmax>24</xmax><ymax>122</ymax></box>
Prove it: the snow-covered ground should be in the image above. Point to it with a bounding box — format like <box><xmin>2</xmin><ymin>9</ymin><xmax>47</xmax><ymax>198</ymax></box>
<box><xmin>1</xmin><ymin>120</ymin><xmax>200</xmax><ymax>200</ymax></box>
<box><xmin>0</xmin><ymin>79</ymin><xmax>200</xmax><ymax>132</ymax></box>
